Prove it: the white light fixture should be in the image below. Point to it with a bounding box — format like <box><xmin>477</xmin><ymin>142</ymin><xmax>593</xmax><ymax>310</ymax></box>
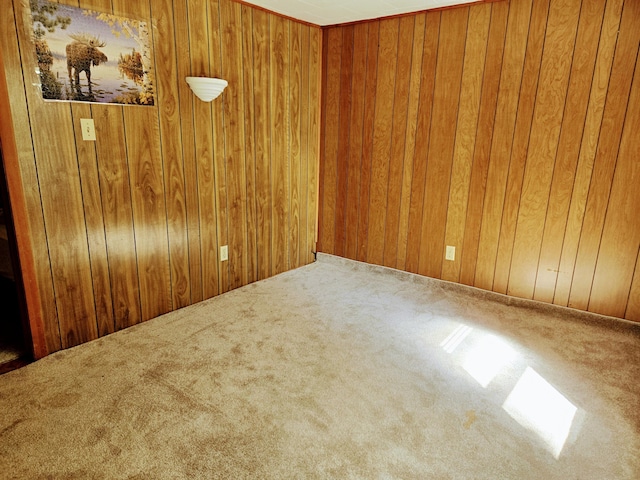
<box><xmin>185</xmin><ymin>77</ymin><xmax>228</xmax><ymax>102</ymax></box>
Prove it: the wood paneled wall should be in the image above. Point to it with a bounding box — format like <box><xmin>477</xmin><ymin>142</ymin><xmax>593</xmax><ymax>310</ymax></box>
<box><xmin>318</xmin><ymin>0</ymin><xmax>640</xmax><ymax>322</ymax></box>
<box><xmin>0</xmin><ymin>0</ymin><xmax>321</xmax><ymax>355</ymax></box>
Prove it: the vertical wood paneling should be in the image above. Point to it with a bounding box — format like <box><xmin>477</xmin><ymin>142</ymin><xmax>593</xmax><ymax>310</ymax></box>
<box><xmin>587</xmin><ymin>64</ymin><xmax>640</xmax><ymax>318</ymax></box>
<box><xmin>533</xmin><ymin>0</ymin><xmax>606</xmax><ymax>302</ymax></box>
<box><xmin>252</xmin><ymin>8</ymin><xmax>272</xmax><ymax>279</ymax></box>
<box><xmin>298</xmin><ymin>25</ymin><xmax>310</xmax><ymax>266</ymax></box>
<box><xmin>568</xmin><ymin>0</ymin><xmax>640</xmax><ymax>311</ymax></box>
<box><xmin>396</xmin><ymin>14</ymin><xmax>426</xmax><ymax>271</ymax></box>
<box><xmin>367</xmin><ymin>18</ymin><xmax>398</xmax><ymax>266</ymax></box>
<box><xmin>93</xmin><ymin>105</ymin><xmax>142</xmax><ymax>331</ymax></box>
<box><xmin>343</xmin><ymin>23</ymin><xmax>368</xmax><ymax>261</ymax></box>
<box><xmin>333</xmin><ymin>26</ymin><xmax>353</xmax><ymax>259</ymax></box>
<box><xmin>441</xmin><ymin>3</ymin><xmax>491</xmax><ymax>283</ymax></box>
<box><xmin>474</xmin><ymin>0</ymin><xmax>533</xmax><ymax>291</ymax></box>
<box><xmin>289</xmin><ymin>22</ymin><xmax>302</xmax><ymax>268</ymax></box>
<box><xmin>508</xmin><ymin>0</ymin><xmax>582</xmax><ymax>299</ymax></box>
<box><xmin>318</xmin><ymin>0</ymin><xmax>640</xmax><ymax>323</ymax></box>
<box><xmin>1</xmin><ymin>0</ymin><xmax>59</xmax><ymax>353</ymax></box>
<box><xmin>174</xmin><ymin>0</ymin><xmax>202</xmax><ymax>305</ymax></box>
<box><xmin>221</xmin><ymin>0</ymin><xmax>249</xmax><ymax>290</ymax></box>
<box><xmin>458</xmin><ymin>1</ymin><xmax>508</xmax><ymax>285</ymax></box>
<box><xmin>382</xmin><ymin>16</ymin><xmax>415</xmax><ymax>269</ymax></box>
<box><xmin>189</xmin><ymin>0</ymin><xmax>219</xmax><ymax>300</ymax></box>
<box><xmin>355</xmin><ymin>21</ymin><xmax>380</xmax><ymax>263</ymax></box>
<box><xmin>405</xmin><ymin>11</ymin><xmax>440</xmax><ymax>274</ymax></box>
<box><xmin>492</xmin><ymin>0</ymin><xmax>550</xmax><ymax>294</ymax></box>
<box><xmin>72</xmin><ymin>104</ymin><xmax>114</xmax><ymax>337</ymax></box>
<box><xmin>552</xmin><ymin>0</ymin><xmax>624</xmax><ymax>306</ymax></box>
<box><xmin>307</xmin><ymin>26</ymin><xmax>322</xmax><ymax>264</ymax></box>
<box><xmin>319</xmin><ymin>27</ymin><xmax>341</xmax><ymax>255</ymax></box>
<box><xmin>270</xmin><ymin>15</ymin><xmax>290</xmax><ymax>275</ymax></box>
<box><xmin>241</xmin><ymin>5</ymin><xmax>258</xmax><ymax>282</ymax></box>
<box><xmin>152</xmin><ymin>0</ymin><xmax>190</xmax><ymax>309</ymax></box>
<box><xmin>122</xmin><ymin>106</ymin><xmax>172</xmax><ymax>321</ymax></box>
<box><xmin>209</xmin><ymin>0</ymin><xmax>229</xmax><ymax>295</ymax></box>
<box><xmin>14</xmin><ymin>1</ymin><xmax>97</xmax><ymax>348</ymax></box>
<box><xmin>418</xmin><ymin>8</ymin><xmax>468</xmax><ymax>278</ymax></box>
<box><xmin>2</xmin><ymin>0</ymin><xmax>322</xmax><ymax>355</ymax></box>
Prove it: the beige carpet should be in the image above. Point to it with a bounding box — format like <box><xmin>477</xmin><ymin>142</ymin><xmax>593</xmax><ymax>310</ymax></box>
<box><xmin>0</xmin><ymin>253</ymin><xmax>639</xmax><ymax>479</ymax></box>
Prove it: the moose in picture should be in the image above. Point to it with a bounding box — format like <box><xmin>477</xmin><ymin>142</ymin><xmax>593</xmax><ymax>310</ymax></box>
<box><xmin>30</xmin><ymin>0</ymin><xmax>155</xmax><ymax>105</ymax></box>
<box><xmin>66</xmin><ymin>33</ymin><xmax>108</xmax><ymax>95</ymax></box>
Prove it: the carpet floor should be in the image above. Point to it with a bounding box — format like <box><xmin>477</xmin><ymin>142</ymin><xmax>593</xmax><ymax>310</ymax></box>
<box><xmin>0</xmin><ymin>254</ymin><xmax>638</xmax><ymax>479</ymax></box>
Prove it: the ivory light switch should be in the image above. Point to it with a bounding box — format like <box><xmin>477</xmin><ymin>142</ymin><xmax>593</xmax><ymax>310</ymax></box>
<box><xmin>445</xmin><ymin>245</ymin><xmax>455</xmax><ymax>261</ymax></box>
<box><xmin>80</xmin><ymin>118</ymin><xmax>96</xmax><ymax>141</ymax></box>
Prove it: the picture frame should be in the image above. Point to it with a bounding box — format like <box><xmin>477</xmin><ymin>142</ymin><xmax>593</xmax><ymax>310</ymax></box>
<box><xmin>30</xmin><ymin>0</ymin><xmax>155</xmax><ymax>105</ymax></box>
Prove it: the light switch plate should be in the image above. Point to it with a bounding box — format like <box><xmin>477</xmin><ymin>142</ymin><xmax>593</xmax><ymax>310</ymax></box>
<box><xmin>445</xmin><ymin>245</ymin><xmax>455</xmax><ymax>261</ymax></box>
<box><xmin>220</xmin><ymin>245</ymin><xmax>228</xmax><ymax>262</ymax></box>
<box><xmin>80</xmin><ymin>118</ymin><xmax>96</xmax><ymax>141</ymax></box>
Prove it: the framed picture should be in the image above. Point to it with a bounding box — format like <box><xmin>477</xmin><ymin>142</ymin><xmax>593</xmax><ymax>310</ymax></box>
<box><xmin>30</xmin><ymin>0</ymin><xmax>155</xmax><ymax>105</ymax></box>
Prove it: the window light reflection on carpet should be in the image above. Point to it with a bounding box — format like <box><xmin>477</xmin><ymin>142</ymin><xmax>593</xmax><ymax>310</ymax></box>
<box><xmin>502</xmin><ymin>367</ymin><xmax>578</xmax><ymax>458</ymax></box>
<box><xmin>462</xmin><ymin>334</ymin><xmax>517</xmax><ymax>388</ymax></box>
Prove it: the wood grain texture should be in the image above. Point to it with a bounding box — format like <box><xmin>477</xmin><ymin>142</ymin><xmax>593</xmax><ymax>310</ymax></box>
<box><xmin>92</xmin><ymin>105</ymin><xmax>142</xmax><ymax>331</ymax></box>
<box><xmin>382</xmin><ymin>15</ymin><xmax>415</xmax><ymax>269</ymax></box>
<box><xmin>458</xmin><ymin>1</ymin><xmax>508</xmax><ymax>286</ymax></box>
<box><xmin>1</xmin><ymin>0</ymin><xmax>322</xmax><ymax>355</ymax></box>
<box><xmin>533</xmin><ymin>0</ymin><xmax>606</xmax><ymax>303</ymax></box>
<box><xmin>189</xmin><ymin>0</ymin><xmax>219</xmax><ymax>300</ymax></box>
<box><xmin>122</xmin><ymin>106</ymin><xmax>172</xmax><ymax>321</ymax></box>
<box><xmin>441</xmin><ymin>3</ymin><xmax>491</xmax><ymax>283</ymax></box>
<box><xmin>333</xmin><ymin>26</ymin><xmax>353</xmax><ymax>259</ymax></box>
<box><xmin>252</xmin><ymin>8</ymin><xmax>273</xmax><ymax>279</ymax></box>
<box><xmin>356</xmin><ymin>21</ymin><xmax>380</xmax><ymax>263</ymax></box>
<box><xmin>241</xmin><ymin>4</ymin><xmax>258</xmax><ymax>281</ymax></box>
<box><xmin>508</xmin><ymin>0</ymin><xmax>582</xmax><ymax>299</ymax></box>
<box><xmin>209</xmin><ymin>0</ymin><xmax>230</xmax><ymax>295</ymax></box>
<box><xmin>270</xmin><ymin>14</ymin><xmax>290</xmax><ymax>275</ymax></box>
<box><xmin>343</xmin><ymin>23</ymin><xmax>368</xmax><ymax>261</ymax></box>
<box><xmin>405</xmin><ymin>12</ymin><xmax>440</xmax><ymax>273</ymax></box>
<box><xmin>568</xmin><ymin>0</ymin><xmax>640</xmax><ymax>311</ymax></box>
<box><xmin>307</xmin><ymin>26</ymin><xmax>322</xmax><ymax>264</ymax></box>
<box><xmin>418</xmin><ymin>7</ymin><xmax>468</xmax><ymax>278</ymax></box>
<box><xmin>24</xmin><ymin>98</ymin><xmax>98</xmax><ymax>347</ymax></box>
<box><xmin>221</xmin><ymin>0</ymin><xmax>249</xmax><ymax>290</ymax></box>
<box><xmin>367</xmin><ymin>18</ymin><xmax>399</xmax><ymax>266</ymax></box>
<box><xmin>152</xmin><ymin>0</ymin><xmax>190</xmax><ymax>309</ymax></box>
<box><xmin>318</xmin><ymin>0</ymin><xmax>640</xmax><ymax>322</ymax></box>
<box><xmin>174</xmin><ymin>0</ymin><xmax>202</xmax><ymax>305</ymax></box>
<box><xmin>587</xmin><ymin>62</ymin><xmax>640</xmax><ymax>318</ymax></box>
<box><xmin>289</xmin><ymin>22</ymin><xmax>302</xmax><ymax>268</ymax></box>
<box><xmin>0</xmin><ymin>0</ymin><xmax>58</xmax><ymax>355</ymax></box>
<box><xmin>474</xmin><ymin>0</ymin><xmax>532</xmax><ymax>291</ymax></box>
<box><xmin>396</xmin><ymin>14</ymin><xmax>427</xmax><ymax>271</ymax></box>
<box><xmin>72</xmin><ymin>103</ymin><xmax>115</xmax><ymax>337</ymax></box>
<box><xmin>552</xmin><ymin>0</ymin><xmax>624</xmax><ymax>306</ymax></box>
<box><xmin>492</xmin><ymin>0</ymin><xmax>550</xmax><ymax>294</ymax></box>
<box><xmin>318</xmin><ymin>27</ymin><xmax>342</xmax><ymax>255</ymax></box>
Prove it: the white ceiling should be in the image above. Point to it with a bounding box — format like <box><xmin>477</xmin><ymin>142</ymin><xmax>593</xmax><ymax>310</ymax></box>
<box><xmin>241</xmin><ymin>0</ymin><xmax>477</xmax><ymax>26</ymax></box>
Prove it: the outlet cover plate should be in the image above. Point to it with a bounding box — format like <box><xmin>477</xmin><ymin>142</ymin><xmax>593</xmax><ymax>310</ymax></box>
<box><xmin>220</xmin><ymin>245</ymin><xmax>228</xmax><ymax>262</ymax></box>
<box><xmin>445</xmin><ymin>245</ymin><xmax>455</xmax><ymax>261</ymax></box>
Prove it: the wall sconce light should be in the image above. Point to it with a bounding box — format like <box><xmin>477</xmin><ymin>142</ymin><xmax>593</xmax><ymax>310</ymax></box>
<box><xmin>186</xmin><ymin>77</ymin><xmax>228</xmax><ymax>102</ymax></box>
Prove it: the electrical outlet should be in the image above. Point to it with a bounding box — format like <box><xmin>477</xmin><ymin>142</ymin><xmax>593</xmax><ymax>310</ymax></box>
<box><xmin>445</xmin><ymin>245</ymin><xmax>455</xmax><ymax>261</ymax></box>
<box><xmin>220</xmin><ymin>245</ymin><xmax>228</xmax><ymax>262</ymax></box>
<box><xmin>80</xmin><ymin>118</ymin><xmax>96</xmax><ymax>141</ymax></box>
